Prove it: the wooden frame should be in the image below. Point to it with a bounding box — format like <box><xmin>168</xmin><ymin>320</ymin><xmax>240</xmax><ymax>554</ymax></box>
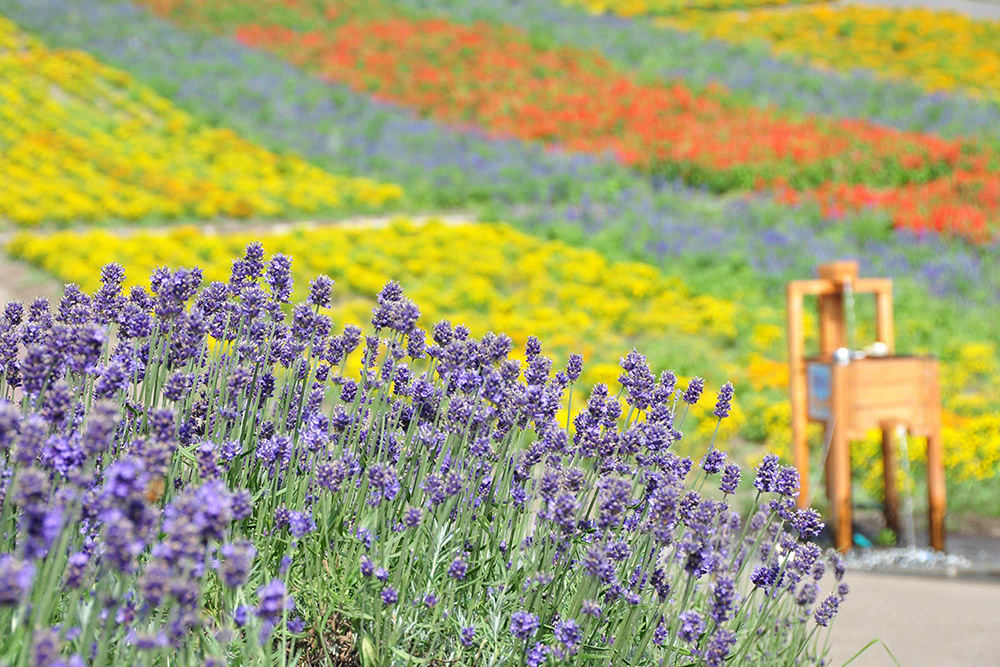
<box><xmin>787</xmin><ymin>261</ymin><xmax>945</xmax><ymax>552</ymax></box>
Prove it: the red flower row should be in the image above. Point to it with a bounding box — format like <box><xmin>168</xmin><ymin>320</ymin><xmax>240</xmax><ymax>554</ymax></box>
<box><xmin>138</xmin><ymin>0</ymin><xmax>1000</xmax><ymax>241</ymax></box>
<box><xmin>234</xmin><ymin>19</ymin><xmax>979</xmax><ymax>188</ymax></box>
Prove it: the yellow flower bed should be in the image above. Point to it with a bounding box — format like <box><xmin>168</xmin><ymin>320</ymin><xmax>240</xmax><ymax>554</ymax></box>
<box><xmin>0</xmin><ymin>16</ymin><xmax>402</xmax><ymax>227</ymax></box>
<box><xmin>561</xmin><ymin>0</ymin><xmax>830</xmax><ymax>18</ymax></box>
<box><xmin>8</xmin><ymin>219</ymin><xmax>742</xmax><ymax>347</ymax></box>
<box><xmin>8</xmin><ymin>218</ymin><xmax>747</xmax><ymax>440</ymax></box>
<box><xmin>8</xmin><ymin>219</ymin><xmax>1000</xmax><ymax>487</ymax></box>
<box><xmin>666</xmin><ymin>6</ymin><xmax>1000</xmax><ymax>100</ymax></box>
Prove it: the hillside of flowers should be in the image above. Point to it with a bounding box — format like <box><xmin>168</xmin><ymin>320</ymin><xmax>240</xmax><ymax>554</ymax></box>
<box><xmin>123</xmin><ymin>0</ymin><xmax>1000</xmax><ymax>242</ymax></box>
<box><xmin>0</xmin><ymin>0</ymin><xmax>997</xmax><ymax>511</ymax></box>
<box><xmin>2</xmin><ymin>0</ymin><xmax>1000</xmax><ymax>661</ymax></box>
<box><xmin>0</xmin><ymin>16</ymin><xmax>402</xmax><ymax>226</ymax></box>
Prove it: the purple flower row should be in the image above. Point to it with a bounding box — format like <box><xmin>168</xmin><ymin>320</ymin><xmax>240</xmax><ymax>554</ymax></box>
<box><xmin>0</xmin><ymin>245</ymin><xmax>848</xmax><ymax>662</ymax></box>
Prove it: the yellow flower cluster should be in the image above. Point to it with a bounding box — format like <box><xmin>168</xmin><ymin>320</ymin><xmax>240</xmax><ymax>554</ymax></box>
<box><xmin>9</xmin><ymin>219</ymin><xmax>1000</xmax><ymax>485</ymax></box>
<box><xmin>0</xmin><ymin>16</ymin><xmax>402</xmax><ymax>227</ymax></box>
<box><xmin>560</xmin><ymin>0</ymin><xmax>830</xmax><ymax>18</ymax></box>
<box><xmin>8</xmin><ymin>217</ymin><xmax>746</xmax><ymax>437</ymax></box>
<box><xmin>7</xmin><ymin>218</ymin><xmax>740</xmax><ymax>349</ymax></box>
<box><xmin>666</xmin><ymin>6</ymin><xmax>1000</xmax><ymax>100</ymax></box>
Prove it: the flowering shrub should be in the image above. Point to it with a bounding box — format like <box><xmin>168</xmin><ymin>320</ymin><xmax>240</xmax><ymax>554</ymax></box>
<box><xmin>667</xmin><ymin>6</ymin><xmax>1000</xmax><ymax>102</ymax></box>
<box><xmin>0</xmin><ymin>15</ymin><xmax>402</xmax><ymax>226</ymax></box>
<box><xmin>0</xmin><ymin>247</ymin><xmax>849</xmax><ymax>664</ymax></box>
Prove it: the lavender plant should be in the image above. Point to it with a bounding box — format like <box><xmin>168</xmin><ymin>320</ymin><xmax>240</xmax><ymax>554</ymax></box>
<box><xmin>0</xmin><ymin>246</ymin><xmax>847</xmax><ymax>665</ymax></box>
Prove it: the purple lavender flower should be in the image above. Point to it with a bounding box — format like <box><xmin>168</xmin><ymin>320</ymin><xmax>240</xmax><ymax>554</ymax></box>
<box><xmin>677</xmin><ymin>610</ymin><xmax>705</xmax><ymax>643</ymax></box>
<box><xmin>566</xmin><ymin>353</ymin><xmax>583</xmax><ymax>382</ymax></box>
<box><xmin>796</xmin><ymin>581</ymin><xmax>820</xmax><ymax>607</ymax></box>
<box><xmin>774</xmin><ymin>466</ymin><xmax>801</xmax><ymax>498</ymax></box>
<box><xmin>64</xmin><ymin>552</ymin><xmax>89</xmax><ymax>589</ymax></box>
<box><xmin>581</xmin><ymin>599</ymin><xmax>601</xmax><ymax>617</ymax></box>
<box><xmin>596</xmin><ymin>477</ymin><xmax>631</xmax><ymax>529</ymax></box>
<box><xmin>814</xmin><ymin>594</ymin><xmax>840</xmax><ymax>627</ymax></box>
<box><xmin>792</xmin><ymin>508</ymin><xmax>825</xmax><ymax>540</ymax></box>
<box><xmin>459</xmin><ymin>626</ymin><xmax>475</xmax><ymax>647</ymax></box>
<box><xmin>553</xmin><ymin>618</ymin><xmax>582</xmax><ymax>652</ymax></box>
<box><xmin>0</xmin><ymin>555</ymin><xmax>34</xmax><ymax>605</ymax></box>
<box><xmin>82</xmin><ymin>401</ymin><xmax>119</xmax><ymax>456</ymax></box>
<box><xmin>619</xmin><ymin>350</ymin><xmax>655</xmax><ymax>410</ymax></box>
<box><xmin>525</xmin><ymin>642</ymin><xmax>548</xmax><ymax>667</ymax></box>
<box><xmin>265</xmin><ymin>253</ymin><xmax>293</xmax><ymax>303</ymax></box>
<box><xmin>753</xmin><ymin>454</ymin><xmax>781</xmax><ymax>493</ymax></box>
<box><xmin>703</xmin><ymin>628</ymin><xmax>737</xmax><ymax>667</ymax></box>
<box><xmin>830</xmin><ymin>551</ymin><xmax>846</xmax><ymax>581</ymax></box>
<box><xmin>712</xmin><ymin>381</ymin><xmax>734</xmax><ymax>419</ymax></box>
<box><xmin>231</xmin><ymin>490</ymin><xmax>253</xmax><ymax>521</ymax></box>
<box><xmin>551</xmin><ymin>492</ymin><xmax>580</xmax><ymax>530</ymax></box>
<box><xmin>0</xmin><ymin>401</ymin><xmax>20</xmax><ymax>454</ymax></box>
<box><xmin>701</xmin><ymin>449</ymin><xmax>726</xmax><ymax>474</ymax></box>
<box><xmin>403</xmin><ymin>507</ymin><xmax>422</xmax><ymax>528</ymax></box>
<box><xmin>510</xmin><ymin>610</ymin><xmax>540</xmax><ymax>641</ymax></box>
<box><xmin>219</xmin><ymin>541</ymin><xmax>256</xmax><ymax>588</ymax></box>
<box><xmin>448</xmin><ymin>557</ymin><xmax>468</xmax><ymax>581</ymax></box>
<box><xmin>525</xmin><ymin>336</ymin><xmax>542</xmax><ymax>361</ymax></box>
<box><xmin>751</xmin><ymin>564</ymin><xmax>779</xmax><ymax>589</ymax></box>
<box><xmin>380</xmin><ymin>586</ymin><xmax>398</xmax><ymax>606</ymax></box>
<box><xmin>289</xmin><ymin>511</ymin><xmax>317</xmax><ymax>538</ymax></box>
<box><xmin>256</xmin><ymin>579</ymin><xmax>291</xmax><ymax>625</ymax></box>
<box><xmin>719</xmin><ymin>463</ymin><xmax>742</xmax><ymax>495</ymax></box>
<box><xmin>32</xmin><ymin>626</ymin><xmax>63</xmax><ymax>667</ymax></box>
<box><xmin>681</xmin><ymin>377</ymin><xmax>704</xmax><ymax>405</ymax></box>
<box><xmin>710</xmin><ymin>576</ymin><xmax>737</xmax><ymax>623</ymax></box>
<box><xmin>307</xmin><ymin>275</ymin><xmax>334</xmax><ymax>308</ymax></box>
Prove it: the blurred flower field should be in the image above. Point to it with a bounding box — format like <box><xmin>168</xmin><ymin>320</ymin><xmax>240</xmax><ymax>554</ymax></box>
<box><xmin>0</xmin><ymin>0</ymin><xmax>999</xmax><ymax>512</ymax></box>
<box><xmin>562</xmin><ymin>0</ymin><xmax>832</xmax><ymax>16</ymax></box>
<box><xmin>0</xmin><ymin>17</ymin><xmax>402</xmax><ymax>226</ymax></box>
<box><xmin>665</xmin><ymin>6</ymin><xmax>1000</xmax><ymax>102</ymax></box>
<box><xmin>3</xmin><ymin>0</ymin><xmax>1000</xmax><ymax>663</ymax></box>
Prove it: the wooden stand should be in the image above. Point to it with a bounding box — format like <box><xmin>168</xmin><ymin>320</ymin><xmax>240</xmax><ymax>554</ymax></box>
<box><xmin>787</xmin><ymin>261</ymin><xmax>946</xmax><ymax>552</ymax></box>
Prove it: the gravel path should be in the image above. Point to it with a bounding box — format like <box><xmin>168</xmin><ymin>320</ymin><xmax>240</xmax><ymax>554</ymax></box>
<box><xmin>829</xmin><ymin>571</ymin><xmax>1000</xmax><ymax>666</ymax></box>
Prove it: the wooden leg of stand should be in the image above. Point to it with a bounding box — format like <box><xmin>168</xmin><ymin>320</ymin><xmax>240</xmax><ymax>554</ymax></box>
<box><xmin>788</xmin><ymin>288</ymin><xmax>810</xmax><ymax>510</ymax></box>
<box><xmin>880</xmin><ymin>422</ymin><xmax>901</xmax><ymax>541</ymax></box>
<box><xmin>831</xmin><ymin>364</ymin><xmax>852</xmax><ymax>553</ymax></box>
<box><xmin>927</xmin><ymin>430</ymin><xmax>947</xmax><ymax>552</ymax></box>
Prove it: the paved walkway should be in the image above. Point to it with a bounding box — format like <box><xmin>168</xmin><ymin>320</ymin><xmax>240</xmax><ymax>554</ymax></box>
<box><xmin>841</xmin><ymin>0</ymin><xmax>1000</xmax><ymax>20</ymax></box>
<box><xmin>829</xmin><ymin>571</ymin><xmax>1000</xmax><ymax>666</ymax></box>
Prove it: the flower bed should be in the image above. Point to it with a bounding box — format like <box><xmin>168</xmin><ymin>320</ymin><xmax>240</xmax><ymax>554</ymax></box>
<box><xmin>8</xmin><ymin>221</ymin><xmax>1000</xmax><ymax>502</ymax></box>
<box><xmin>0</xmin><ymin>248</ymin><xmax>849</xmax><ymax>664</ymax></box>
<box><xmin>561</xmin><ymin>0</ymin><xmax>831</xmax><ymax>17</ymax></box>
<box><xmin>0</xmin><ymin>16</ymin><xmax>402</xmax><ymax>227</ymax></box>
<box><xmin>667</xmin><ymin>6</ymin><xmax>1000</xmax><ymax>102</ymax></box>
<box><xmin>6</xmin><ymin>220</ymin><xmax>744</xmax><ymax>420</ymax></box>
<box><xmin>128</xmin><ymin>0</ymin><xmax>1000</xmax><ymax>241</ymax></box>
